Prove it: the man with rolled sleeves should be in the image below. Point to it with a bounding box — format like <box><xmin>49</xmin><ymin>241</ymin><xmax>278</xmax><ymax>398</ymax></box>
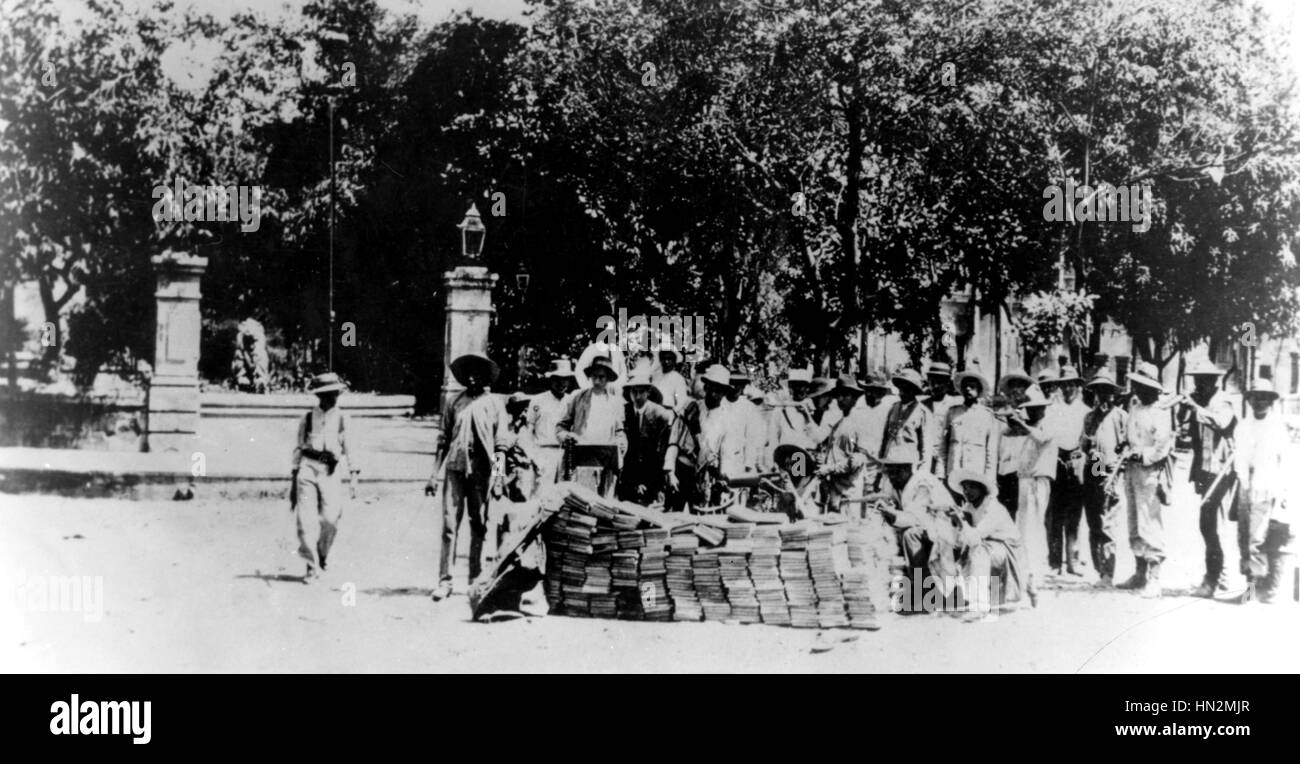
<box><xmin>1009</xmin><ymin>386</ymin><xmax>1056</xmax><ymax>606</ymax></box>
<box><xmin>1116</xmin><ymin>362</ymin><xmax>1175</xmax><ymax>598</ymax></box>
<box><xmin>1045</xmin><ymin>365</ymin><xmax>1090</xmax><ymax>576</ymax></box>
<box><xmin>291</xmin><ymin>372</ymin><xmax>358</xmax><ymax>583</ymax></box>
<box><xmin>1081</xmin><ymin>371</ymin><xmax>1128</xmax><ymax>586</ymax></box>
<box><xmin>1177</xmin><ymin>361</ymin><xmax>1237</xmax><ymax>598</ymax></box>
<box><xmin>427</xmin><ymin>354</ymin><xmax>504</xmax><ymax>601</ymax></box>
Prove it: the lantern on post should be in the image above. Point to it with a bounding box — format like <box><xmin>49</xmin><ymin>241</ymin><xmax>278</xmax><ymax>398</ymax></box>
<box><xmin>458</xmin><ymin>204</ymin><xmax>486</xmax><ymax>260</ymax></box>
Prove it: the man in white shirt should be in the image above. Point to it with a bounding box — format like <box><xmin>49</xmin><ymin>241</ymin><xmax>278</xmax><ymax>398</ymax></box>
<box><xmin>529</xmin><ymin>358</ymin><xmax>576</xmax><ymax>488</ymax></box>
<box><xmin>1117</xmin><ymin>362</ymin><xmax>1175</xmax><ymax>599</ymax></box>
<box><xmin>1009</xmin><ymin>387</ymin><xmax>1055</xmax><ymax>606</ymax></box>
<box><xmin>1234</xmin><ymin>379</ymin><xmax>1292</xmax><ymax>604</ymax></box>
<box><xmin>291</xmin><ymin>372</ymin><xmax>358</xmax><ymax>584</ymax></box>
<box><xmin>557</xmin><ymin>355</ymin><xmax>627</xmax><ymax>496</ymax></box>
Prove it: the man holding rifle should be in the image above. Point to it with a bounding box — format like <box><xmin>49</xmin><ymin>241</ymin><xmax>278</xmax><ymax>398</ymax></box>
<box><xmin>1177</xmin><ymin>361</ymin><xmax>1237</xmax><ymax>598</ymax></box>
<box><xmin>1080</xmin><ymin>371</ymin><xmax>1128</xmax><ymax>587</ymax></box>
<box><xmin>1117</xmin><ymin>362</ymin><xmax>1175</xmax><ymax>598</ymax></box>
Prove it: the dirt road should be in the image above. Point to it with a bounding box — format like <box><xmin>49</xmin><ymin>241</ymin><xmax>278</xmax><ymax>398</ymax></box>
<box><xmin>2</xmin><ymin>482</ymin><xmax>1297</xmax><ymax>673</ymax></box>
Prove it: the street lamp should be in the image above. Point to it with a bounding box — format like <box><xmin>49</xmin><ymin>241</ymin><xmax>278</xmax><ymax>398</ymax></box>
<box><xmin>458</xmin><ymin>204</ymin><xmax>486</xmax><ymax>260</ymax></box>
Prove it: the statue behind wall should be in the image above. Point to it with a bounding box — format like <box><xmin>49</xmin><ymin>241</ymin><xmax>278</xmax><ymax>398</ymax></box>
<box><xmin>231</xmin><ymin>318</ymin><xmax>270</xmax><ymax>393</ymax></box>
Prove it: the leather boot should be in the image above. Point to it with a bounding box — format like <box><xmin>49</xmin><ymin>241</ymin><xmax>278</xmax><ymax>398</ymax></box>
<box><xmin>1141</xmin><ymin>561</ymin><xmax>1162</xmax><ymax>598</ymax></box>
<box><xmin>1116</xmin><ymin>558</ymin><xmax>1147</xmax><ymax>590</ymax></box>
<box><xmin>1066</xmin><ymin>549</ymin><xmax>1084</xmax><ymax>577</ymax></box>
<box><xmin>1189</xmin><ymin>568</ymin><xmax>1225</xmax><ymax>598</ymax></box>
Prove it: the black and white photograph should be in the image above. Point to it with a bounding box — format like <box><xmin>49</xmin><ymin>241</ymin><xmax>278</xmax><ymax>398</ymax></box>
<box><xmin>2</xmin><ymin>0</ymin><xmax>1299</xmax><ymax>700</ymax></box>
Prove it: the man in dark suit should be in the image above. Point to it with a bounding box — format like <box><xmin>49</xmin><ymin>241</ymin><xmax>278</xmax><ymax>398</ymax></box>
<box><xmin>618</xmin><ymin>369</ymin><xmax>675</xmax><ymax>504</ymax></box>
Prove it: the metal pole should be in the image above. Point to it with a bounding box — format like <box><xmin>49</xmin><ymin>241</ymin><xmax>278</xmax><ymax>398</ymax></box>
<box><xmin>328</xmin><ymin>98</ymin><xmax>335</xmax><ymax>372</ymax></box>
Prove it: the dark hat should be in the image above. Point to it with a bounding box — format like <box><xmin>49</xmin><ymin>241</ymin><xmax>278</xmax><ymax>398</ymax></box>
<box><xmin>583</xmin><ymin>354</ymin><xmax>620</xmax><ymax>382</ymax></box>
<box><xmin>506</xmin><ymin>392</ymin><xmax>532</xmax><ymax>415</ymax></box>
<box><xmin>307</xmin><ymin>372</ymin><xmax>345</xmax><ymax>395</ymax></box>
<box><xmin>451</xmin><ymin>353</ymin><xmax>500</xmax><ymax>386</ymax></box>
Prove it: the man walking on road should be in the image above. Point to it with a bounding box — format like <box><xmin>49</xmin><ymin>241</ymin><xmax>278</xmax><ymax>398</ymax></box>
<box><xmin>291</xmin><ymin>372</ymin><xmax>358</xmax><ymax>584</ymax></box>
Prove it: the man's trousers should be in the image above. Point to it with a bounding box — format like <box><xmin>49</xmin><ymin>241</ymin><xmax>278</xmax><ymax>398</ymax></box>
<box><xmin>1194</xmin><ymin>472</ymin><xmax>1229</xmax><ymax>583</ymax></box>
<box><xmin>1238</xmin><ymin>496</ymin><xmax>1293</xmax><ymax>581</ymax></box>
<box><xmin>295</xmin><ymin>458</ymin><xmax>343</xmax><ymax>571</ymax></box>
<box><xmin>997</xmin><ymin>472</ymin><xmax>1019</xmax><ymax>520</ymax></box>
<box><xmin>1081</xmin><ymin>475</ymin><xmax>1121</xmax><ymax>580</ymax></box>
<box><xmin>1017</xmin><ymin>476</ymin><xmax>1051</xmax><ymax>587</ymax></box>
<box><xmin>440</xmin><ymin>467</ymin><xmax>489</xmax><ymax>585</ymax></box>
<box><xmin>1124</xmin><ymin>462</ymin><xmax>1167</xmax><ymax>563</ymax></box>
<box><xmin>1048</xmin><ymin>456</ymin><xmax>1085</xmax><ymax>569</ymax></box>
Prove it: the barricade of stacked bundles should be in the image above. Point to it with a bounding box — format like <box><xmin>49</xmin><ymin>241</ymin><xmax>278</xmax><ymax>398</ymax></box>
<box><xmin>541</xmin><ymin>483</ymin><xmax>886</xmax><ymax>629</ymax></box>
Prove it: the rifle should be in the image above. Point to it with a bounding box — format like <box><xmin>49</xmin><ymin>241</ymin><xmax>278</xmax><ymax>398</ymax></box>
<box><xmin>1102</xmin><ymin>445</ymin><xmax>1132</xmax><ymax>500</ymax></box>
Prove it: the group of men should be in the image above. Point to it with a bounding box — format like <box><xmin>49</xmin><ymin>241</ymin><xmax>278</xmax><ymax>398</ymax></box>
<box><xmin>283</xmin><ymin>347</ymin><xmax>1294</xmax><ymax>617</ymax></box>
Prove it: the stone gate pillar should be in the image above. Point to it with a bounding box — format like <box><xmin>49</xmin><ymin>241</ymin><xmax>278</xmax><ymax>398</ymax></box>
<box><xmin>147</xmin><ymin>251</ymin><xmax>207</xmax><ymax>453</ymax></box>
<box><xmin>440</xmin><ymin>265</ymin><xmax>498</xmax><ymax>411</ymax></box>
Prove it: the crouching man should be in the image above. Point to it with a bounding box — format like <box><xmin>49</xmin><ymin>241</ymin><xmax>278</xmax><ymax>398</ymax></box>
<box><xmin>940</xmin><ymin>469</ymin><xmax>1024</xmax><ymax>622</ymax></box>
<box><xmin>291</xmin><ymin>372</ymin><xmax>358</xmax><ymax>583</ymax></box>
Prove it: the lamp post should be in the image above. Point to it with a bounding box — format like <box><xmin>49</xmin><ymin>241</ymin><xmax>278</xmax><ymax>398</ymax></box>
<box><xmin>440</xmin><ymin>204</ymin><xmax>499</xmax><ymax>411</ymax></box>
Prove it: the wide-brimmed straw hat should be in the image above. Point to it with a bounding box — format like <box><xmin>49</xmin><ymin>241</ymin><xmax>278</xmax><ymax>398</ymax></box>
<box><xmin>809</xmin><ymin>376</ymin><xmax>836</xmax><ymax>399</ymax></box>
<box><xmin>308</xmin><ymin>372</ymin><xmax>346</xmax><ymax>395</ymax></box>
<box><xmin>999</xmin><ymin>369</ymin><xmax>1032</xmax><ymax>389</ymax></box>
<box><xmin>861</xmin><ymin>374</ymin><xmax>892</xmax><ymax>393</ymax></box>
<box><xmin>785</xmin><ymin>367</ymin><xmax>814</xmax><ymax>384</ymax></box>
<box><xmin>1036</xmin><ymin>369</ymin><xmax>1060</xmax><ymax>387</ymax></box>
<box><xmin>829</xmin><ymin>373</ymin><xmax>864</xmax><ymax>397</ymax></box>
<box><xmin>583</xmin><ymin>355</ymin><xmax>620</xmax><ymax>382</ymax></box>
<box><xmin>699</xmin><ymin>364</ymin><xmax>734</xmax><ymax>393</ymax></box>
<box><xmin>450</xmin><ymin>354</ymin><xmax>500</xmax><ymax>386</ymax></box>
<box><xmin>623</xmin><ymin>369</ymin><xmax>663</xmax><ymax>404</ymax></box>
<box><xmin>1184</xmin><ymin>360</ymin><xmax>1224</xmax><ymax>377</ymax></box>
<box><xmin>1244</xmin><ymin>378</ymin><xmax>1279</xmax><ymax>401</ymax></box>
<box><xmin>1127</xmin><ymin>361</ymin><xmax>1165</xmax><ymax>393</ymax></box>
<box><xmin>1019</xmin><ymin>387</ymin><xmax>1052</xmax><ymax>409</ymax></box>
<box><xmin>773</xmin><ymin>443</ymin><xmax>818</xmax><ymax>474</ymax></box>
<box><xmin>953</xmin><ymin>368</ymin><xmax>989</xmax><ymax>393</ymax></box>
<box><xmin>926</xmin><ymin>361</ymin><xmax>953</xmax><ymax>378</ymax></box>
<box><xmin>892</xmin><ymin>368</ymin><xmax>925</xmax><ymax>394</ymax></box>
<box><xmin>1085</xmin><ymin>371</ymin><xmax>1123</xmax><ymax>393</ymax></box>
<box><xmin>948</xmin><ymin>467</ymin><xmax>996</xmax><ymax>496</ymax></box>
<box><xmin>1057</xmin><ymin>365</ymin><xmax>1082</xmax><ymax>384</ymax></box>
<box><xmin>544</xmin><ymin>358</ymin><xmax>576</xmax><ymax>379</ymax></box>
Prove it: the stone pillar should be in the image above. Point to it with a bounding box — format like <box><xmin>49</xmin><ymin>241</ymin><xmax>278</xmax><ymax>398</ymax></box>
<box><xmin>440</xmin><ymin>265</ymin><xmax>498</xmax><ymax>412</ymax></box>
<box><xmin>147</xmin><ymin>252</ymin><xmax>207</xmax><ymax>453</ymax></box>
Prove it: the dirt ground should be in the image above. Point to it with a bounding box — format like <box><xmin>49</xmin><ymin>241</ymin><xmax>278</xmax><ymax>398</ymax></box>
<box><xmin>2</xmin><ymin>472</ymin><xmax>1298</xmax><ymax>673</ymax></box>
